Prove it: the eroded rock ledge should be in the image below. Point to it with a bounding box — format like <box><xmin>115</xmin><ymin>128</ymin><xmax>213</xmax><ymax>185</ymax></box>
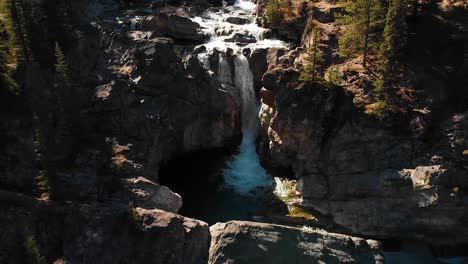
<box><xmin>257</xmin><ymin>49</ymin><xmax>468</xmax><ymax>245</ymax></box>
<box><xmin>1</xmin><ymin>191</ymin><xmax>385</xmax><ymax>264</ymax></box>
<box><xmin>0</xmin><ymin>190</ymin><xmax>210</xmax><ymax>264</ymax></box>
<box><xmin>209</xmin><ymin>221</ymin><xmax>384</xmax><ymax>264</ymax></box>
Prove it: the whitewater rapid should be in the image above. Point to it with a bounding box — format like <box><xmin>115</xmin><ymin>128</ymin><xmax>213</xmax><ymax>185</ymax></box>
<box><xmin>193</xmin><ymin>0</ymin><xmax>287</xmax><ymax>194</ymax></box>
<box><xmin>223</xmin><ymin>54</ymin><xmax>271</xmax><ymax>194</ymax></box>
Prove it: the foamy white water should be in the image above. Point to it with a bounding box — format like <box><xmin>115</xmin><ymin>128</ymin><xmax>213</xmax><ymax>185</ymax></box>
<box><xmin>193</xmin><ymin>0</ymin><xmax>287</xmax><ymax>58</ymax></box>
<box><xmin>218</xmin><ymin>53</ymin><xmax>233</xmax><ymax>85</ymax></box>
<box><xmin>273</xmin><ymin>177</ymin><xmax>289</xmax><ymax>198</ymax></box>
<box><xmin>235</xmin><ymin>0</ymin><xmax>256</xmax><ymax>11</ymax></box>
<box><xmin>223</xmin><ymin>55</ymin><xmax>272</xmax><ymax>194</ymax></box>
<box><xmin>193</xmin><ymin>0</ymin><xmax>288</xmax><ymax>194</ymax></box>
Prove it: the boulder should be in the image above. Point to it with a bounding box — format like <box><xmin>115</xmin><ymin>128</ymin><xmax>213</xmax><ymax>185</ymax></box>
<box><xmin>225</xmin><ymin>16</ymin><xmax>251</xmax><ymax>25</ymax></box>
<box><xmin>123</xmin><ymin>177</ymin><xmax>183</xmax><ymax>212</ymax></box>
<box><xmin>259</xmin><ymin>88</ymin><xmax>275</xmax><ymax>107</ymax></box>
<box><xmin>63</xmin><ymin>207</ymin><xmax>211</xmax><ymax>264</ymax></box>
<box><xmin>248</xmin><ymin>48</ymin><xmax>268</xmax><ymax>93</ymax></box>
<box><xmin>0</xmin><ymin>192</ymin><xmax>210</xmax><ymax>264</ymax></box>
<box><xmin>156</xmin><ymin>13</ymin><xmax>202</xmax><ymax>41</ymax></box>
<box><xmin>209</xmin><ymin>221</ymin><xmax>384</xmax><ymax>264</ymax></box>
<box><xmin>225</xmin><ymin>32</ymin><xmax>256</xmax><ymax>44</ymax></box>
<box><xmin>140</xmin><ymin>15</ymin><xmax>158</xmax><ymax>31</ymax></box>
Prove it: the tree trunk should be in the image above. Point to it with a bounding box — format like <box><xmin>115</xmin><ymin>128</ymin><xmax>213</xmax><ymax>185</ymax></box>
<box><xmin>312</xmin><ymin>34</ymin><xmax>318</xmax><ymax>83</ymax></box>
<box><xmin>363</xmin><ymin>0</ymin><xmax>371</xmax><ymax>68</ymax></box>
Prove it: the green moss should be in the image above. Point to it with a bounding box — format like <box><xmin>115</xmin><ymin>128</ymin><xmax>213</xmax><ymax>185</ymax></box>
<box><xmin>128</xmin><ymin>202</ymin><xmax>140</xmax><ymax>222</ymax></box>
<box><xmin>288</xmin><ymin>205</ymin><xmax>316</xmax><ymax>221</ymax></box>
<box><xmin>24</xmin><ymin>236</ymin><xmax>46</xmax><ymax>264</ymax></box>
<box><xmin>365</xmin><ymin>100</ymin><xmax>397</xmax><ymax>119</ymax></box>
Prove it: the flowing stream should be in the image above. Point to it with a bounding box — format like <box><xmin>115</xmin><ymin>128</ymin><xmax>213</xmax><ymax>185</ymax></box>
<box><xmin>158</xmin><ymin>0</ymin><xmax>289</xmax><ymax>224</ymax></box>
<box><xmin>222</xmin><ymin>54</ymin><xmax>272</xmax><ymax>194</ymax></box>
<box><xmin>194</xmin><ymin>0</ymin><xmax>287</xmax><ymax>195</ymax></box>
<box><xmin>193</xmin><ymin>0</ymin><xmax>286</xmax><ymax>195</ymax></box>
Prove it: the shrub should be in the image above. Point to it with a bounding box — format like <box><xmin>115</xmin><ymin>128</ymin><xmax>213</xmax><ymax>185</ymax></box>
<box><xmin>325</xmin><ymin>66</ymin><xmax>342</xmax><ymax>86</ymax></box>
<box><xmin>34</xmin><ymin>172</ymin><xmax>50</xmax><ymax>199</ymax></box>
<box><xmin>288</xmin><ymin>205</ymin><xmax>316</xmax><ymax>221</ymax></box>
<box><xmin>24</xmin><ymin>236</ymin><xmax>46</xmax><ymax>264</ymax></box>
<box><xmin>364</xmin><ymin>100</ymin><xmax>397</xmax><ymax>119</ymax></box>
<box><xmin>266</xmin><ymin>0</ymin><xmax>283</xmax><ymax>24</ymax></box>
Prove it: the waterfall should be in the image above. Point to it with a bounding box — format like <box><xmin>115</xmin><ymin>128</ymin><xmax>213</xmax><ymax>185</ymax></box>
<box><xmin>223</xmin><ymin>54</ymin><xmax>272</xmax><ymax>195</ymax></box>
<box><xmin>218</xmin><ymin>53</ymin><xmax>233</xmax><ymax>86</ymax></box>
<box><xmin>191</xmin><ymin>0</ymin><xmax>285</xmax><ymax>195</ymax></box>
<box><xmin>198</xmin><ymin>53</ymin><xmax>211</xmax><ymax>70</ymax></box>
<box><xmin>234</xmin><ymin>54</ymin><xmax>256</xmax><ymax>142</ymax></box>
<box><xmin>273</xmin><ymin>178</ymin><xmax>289</xmax><ymax>198</ymax></box>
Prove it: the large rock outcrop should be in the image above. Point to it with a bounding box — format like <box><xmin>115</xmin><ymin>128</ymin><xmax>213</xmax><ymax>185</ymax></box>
<box><xmin>258</xmin><ymin>49</ymin><xmax>468</xmax><ymax>245</ymax></box>
<box><xmin>0</xmin><ymin>0</ymin><xmax>243</xmax><ymax>225</ymax></box>
<box><xmin>0</xmin><ymin>190</ymin><xmax>210</xmax><ymax>264</ymax></box>
<box><xmin>90</xmin><ymin>33</ymin><xmax>241</xmax><ymax>178</ymax></box>
<box><xmin>11</xmin><ymin>5</ymin><xmax>242</xmax><ymax>206</ymax></box>
<box><xmin>209</xmin><ymin>221</ymin><xmax>384</xmax><ymax>264</ymax></box>
<box><xmin>155</xmin><ymin>13</ymin><xmax>203</xmax><ymax>41</ymax></box>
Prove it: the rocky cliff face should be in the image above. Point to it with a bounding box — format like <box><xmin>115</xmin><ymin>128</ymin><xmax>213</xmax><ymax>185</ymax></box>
<box><xmin>256</xmin><ymin>2</ymin><xmax>468</xmax><ymax>245</ymax></box>
<box><xmin>0</xmin><ymin>0</ymin><xmax>242</xmax><ymax>209</ymax></box>
<box><xmin>0</xmin><ymin>190</ymin><xmax>210</xmax><ymax>264</ymax></box>
<box><xmin>0</xmin><ymin>0</ymin><xmax>241</xmax><ymax>261</ymax></box>
<box><xmin>1</xmin><ymin>0</ymin><xmax>467</xmax><ymax>261</ymax></box>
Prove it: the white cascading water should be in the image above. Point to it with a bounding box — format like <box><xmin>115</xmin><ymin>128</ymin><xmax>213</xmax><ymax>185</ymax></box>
<box><xmin>193</xmin><ymin>0</ymin><xmax>288</xmax><ymax>195</ymax></box>
<box><xmin>223</xmin><ymin>54</ymin><xmax>272</xmax><ymax>194</ymax></box>
<box><xmin>273</xmin><ymin>177</ymin><xmax>289</xmax><ymax>198</ymax></box>
<box><xmin>217</xmin><ymin>53</ymin><xmax>233</xmax><ymax>86</ymax></box>
<box><xmin>234</xmin><ymin>54</ymin><xmax>256</xmax><ymax>137</ymax></box>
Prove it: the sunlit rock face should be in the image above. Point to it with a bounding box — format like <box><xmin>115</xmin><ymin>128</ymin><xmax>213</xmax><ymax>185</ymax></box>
<box><xmin>257</xmin><ymin>49</ymin><xmax>468</xmax><ymax>245</ymax></box>
<box><xmin>209</xmin><ymin>221</ymin><xmax>384</xmax><ymax>264</ymax></box>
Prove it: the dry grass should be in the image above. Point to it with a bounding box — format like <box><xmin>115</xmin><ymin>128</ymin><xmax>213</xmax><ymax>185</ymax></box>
<box><xmin>282</xmin><ymin>0</ymin><xmax>305</xmax><ymax>24</ymax></box>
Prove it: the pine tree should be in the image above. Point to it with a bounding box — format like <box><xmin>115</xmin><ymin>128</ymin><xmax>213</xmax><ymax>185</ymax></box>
<box><xmin>5</xmin><ymin>0</ymin><xmax>31</xmax><ymax>61</ymax></box>
<box><xmin>30</xmin><ymin>43</ymin><xmax>71</xmax><ymax>201</ymax></box>
<box><xmin>378</xmin><ymin>0</ymin><xmax>408</xmax><ymax>90</ymax></box>
<box><xmin>266</xmin><ymin>0</ymin><xmax>283</xmax><ymax>24</ymax></box>
<box><xmin>53</xmin><ymin>42</ymin><xmax>70</xmax><ymax>112</ymax></box>
<box><xmin>54</xmin><ymin>43</ymin><xmax>69</xmax><ymax>88</ymax></box>
<box><xmin>338</xmin><ymin>0</ymin><xmax>387</xmax><ymax>67</ymax></box>
<box><xmin>300</xmin><ymin>26</ymin><xmax>323</xmax><ymax>83</ymax></box>
<box><xmin>0</xmin><ymin>19</ymin><xmax>18</xmax><ymax>94</ymax></box>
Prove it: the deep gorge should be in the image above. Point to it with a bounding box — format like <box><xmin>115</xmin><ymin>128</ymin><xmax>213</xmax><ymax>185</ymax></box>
<box><xmin>0</xmin><ymin>0</ymin><xmax>467</xmax><ymax>263</ymax></box>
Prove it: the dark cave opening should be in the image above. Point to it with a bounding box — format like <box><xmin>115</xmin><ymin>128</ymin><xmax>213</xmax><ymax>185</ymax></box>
<box><xmin>158</xmin><ymin>148</ymin><xmax>279</xmax><ymax>225</ymax></box>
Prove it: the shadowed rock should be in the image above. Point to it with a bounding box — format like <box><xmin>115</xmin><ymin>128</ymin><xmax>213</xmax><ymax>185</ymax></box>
<box><xmin>209</xmin><ymin>221</ymin><xmax>384</xmax><ymax>264</ymax></box>
<box><xmin>0</xmin><ymin>193</ymin><xmax>210</xmax><ymax>264</ymax></box>
<box><xmin>156</xmin><ymin>13</ymin><xmax>202</xmax><ymax>41</ymax></box>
